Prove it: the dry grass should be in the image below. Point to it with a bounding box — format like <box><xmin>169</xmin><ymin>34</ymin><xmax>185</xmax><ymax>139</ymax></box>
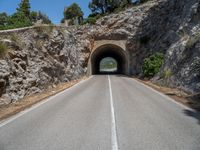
<box><xmin>35</xmin><ymin>25</ymin><xmax>54</xmax><ymax>35</ymax></box>
<box><xmin>0</xmin><ymin>42</ymin><xmax>8</xmax><ymax>58</ymax></box>
<box><xmin>0</xmin><ymin>77</ymin><xmax>87</xmax><ymax>121</ymax></box>
<box><xmin>9</xmin><ymin>33</ymin><xmax>26</xmax><ymax>49</ymax></box>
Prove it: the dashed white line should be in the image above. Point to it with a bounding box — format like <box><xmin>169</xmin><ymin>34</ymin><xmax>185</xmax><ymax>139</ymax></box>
<box><xmin>108</xmin><ymin>75</ymin><xmax>119</xmax><ymax>150</ymax></box>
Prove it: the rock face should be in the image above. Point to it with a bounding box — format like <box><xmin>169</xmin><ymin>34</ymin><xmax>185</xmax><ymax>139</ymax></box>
<box><xmin>0</xmin><ymin>0</ymin><xmax>200</xmax><ymax>104</ymax></box>
<box><xmin>88</xmin><ymin>0</ymin><xmax>200</xmax><ymax>93</ymax></box>
<box><xmin>0</xmin><ymin>26</ymin><xmax>91</xmax><ymax>104</ymax></box>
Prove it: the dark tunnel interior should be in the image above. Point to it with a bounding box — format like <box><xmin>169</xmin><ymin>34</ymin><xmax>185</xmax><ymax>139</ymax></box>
<box><xmin>91</xmin><ymin>44</ymin><xmax>128</xmax><ymax>75</ymax></box>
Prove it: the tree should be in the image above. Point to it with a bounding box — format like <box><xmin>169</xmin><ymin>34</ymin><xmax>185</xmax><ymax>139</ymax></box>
<box><xmin>30</xmin><ymin>11</ymin><xmax>52</xmax><ymax>24</ymax></box>
<box><xmin>0</xmin><ymin>13</ymin><xmax>8</xmax><ymax>26</ymax></box>
<box><xmin>0</xmin><ymin>0</ymin><xmax>52</xmax><ymax>30</ymax></box>
<box><xmin>89</xmin><ymin>0</ymin><xmax>107</xmax><ymax>14</ymax></box>
<box><xmin>89</xmin><ymin>0</ymin><xmax>126</xmax><ymax>14</ymax></box>
<box><xmin>37</xmin><ymin>11</ymin><xmax>52</xmax><ymax>24</ymax></box>
<box><xmin>107</xmin><ymin>0</ymin><xmax>121</xmax><ymax>12</ymax></box>
<box><xmin>16</xmin><ymin>0</ymin><xmax>31</xmax><ymax>17</ymax></box>
<box><xmin>63</xmin><ymin>3</ymin><xmax>84</xmax><ymax>25</ymax></box>
<box><xmin>7</xmin><ymin>12</ymin><xmax>32</xmax><ymax>28</ymax></box>
<box><xmin>30</xmin><ymin>11</ymin><xmax>38</xmax><ymax>22</ymax></box>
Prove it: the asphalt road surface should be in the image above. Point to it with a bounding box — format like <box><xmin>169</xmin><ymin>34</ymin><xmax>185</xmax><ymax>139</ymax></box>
<box><xmin>0</xmin><ymin>75</ymin><xmax>200</xmax><ymax>150</ymax></box>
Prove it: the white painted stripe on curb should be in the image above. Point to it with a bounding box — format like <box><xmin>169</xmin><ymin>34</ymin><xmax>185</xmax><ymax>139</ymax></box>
<box><xmin>0</xmin><ymin>76</ymin><xmax>93</xmax><ymax>128</ymax></box>
<box><xmin>132</xmin><ymin>78</ymin><xmax>193</xmax><ymax>111</ymax></box>
<box><xmin>108</xmin><ymin>75</ymin><xmax>119</xmax><ymax>150</ymax></box>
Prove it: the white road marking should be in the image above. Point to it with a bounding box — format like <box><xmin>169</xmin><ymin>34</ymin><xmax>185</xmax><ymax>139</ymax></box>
<box><xmin>108</xmin><ymin>75</ymin><xmax>119</xmax><ymax>150</ymax></box>
<box><xmin>0</xmin><ymin>76</ymin><xmax>93</xmax><ymax>128</ymax></box>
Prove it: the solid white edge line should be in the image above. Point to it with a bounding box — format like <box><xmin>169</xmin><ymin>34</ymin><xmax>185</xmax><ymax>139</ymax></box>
<box><xmin>0</xmin><ymin>76</ymin><xmax>93</xmax><ymax>128</ymax></box>
<box><xmin>132</xmin><ymin>78</ymin><xmax>193</xmax><ymax>111</ymax></box>
<box><xmin>108</xmin><ymin>75</ymin><xmax>119</xmax><ymax>150</ymax></box>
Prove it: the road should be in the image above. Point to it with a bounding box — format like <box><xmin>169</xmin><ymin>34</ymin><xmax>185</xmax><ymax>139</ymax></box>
<box><xmin>0</xmin><ymin>75</ymin><xmax>200</xmax><ymax>150</ymax></box>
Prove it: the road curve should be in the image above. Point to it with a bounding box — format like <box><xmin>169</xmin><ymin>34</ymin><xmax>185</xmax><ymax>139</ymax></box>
<box><xmin>0</xmin><ymin>75</ymin><xmax>200</xmax><ymax>150</ymax></box>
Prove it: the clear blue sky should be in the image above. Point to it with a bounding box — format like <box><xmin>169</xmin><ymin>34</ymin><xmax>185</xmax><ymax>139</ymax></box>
<box><xmin>0</xmin><ymin>0</ymin><xmax>91</xmax><ymax>24</ymax></box>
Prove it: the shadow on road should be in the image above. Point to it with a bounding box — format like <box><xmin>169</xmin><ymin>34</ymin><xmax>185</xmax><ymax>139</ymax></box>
<box><xmin>183</xmin><ymin>109</ymin><xmax>200</xmax><ymax>125</ymax></box>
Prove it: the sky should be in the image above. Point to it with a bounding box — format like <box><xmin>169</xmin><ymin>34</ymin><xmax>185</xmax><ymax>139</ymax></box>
<box><xmin>0</xmin><ymin>0</ymin><xmax>91</xmax><ymax>24</ymax></box>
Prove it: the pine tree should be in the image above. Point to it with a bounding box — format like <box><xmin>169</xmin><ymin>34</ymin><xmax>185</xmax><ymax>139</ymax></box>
<box><xmin>0</xmin><ymin>13</ymin><xmax>8</xmax><ymax>26</ymax></box>
<box><xmin>89</xmin><ymin>0</ymin><xmax>123</xmax><ymax>14</ymax></box>
<box><xmin>17</xmin><ymin>0</ymin><xmax>31</xmax><ymax>17</ymax></box>
<box><xmin>63</xmin><ymin>3</ymin><xmax>84</xmax><ymax>25</ymax></box>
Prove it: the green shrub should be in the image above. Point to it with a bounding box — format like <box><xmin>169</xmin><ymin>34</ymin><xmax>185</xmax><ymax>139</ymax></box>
<box><xmin>82</xmin><ymin>13</ymin><xmax>102</xmax><ymax>25</ymax></box>
<box><xmin>7</xmin><ymin>12</ymin><xmax>32</xmax><ymax>28</ymax></box>
<box><xmin>85</xmin><ymin>17</ymin><xmax>97</xmax><ymax>25</ymax></box>
<box><xmin>0</xmin><ymin>42</ymin><xmax>8</xmax><ymax>58</ymax></box>
<box><xmin>0</xmin><ymin>12</ymin><xmax>32</xmax><ymax>30</ymax></box>
<box><xmin>142</xmin><ymin>52</ymin><xmax>164</xmax><ymax>77</ymax></box>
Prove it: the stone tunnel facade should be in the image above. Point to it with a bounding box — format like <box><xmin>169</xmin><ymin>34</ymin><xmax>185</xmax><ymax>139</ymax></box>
<box><xmin>87</xmin><ymin>40</ymin><xmax>130</xmax><ymax>75</ymax></box>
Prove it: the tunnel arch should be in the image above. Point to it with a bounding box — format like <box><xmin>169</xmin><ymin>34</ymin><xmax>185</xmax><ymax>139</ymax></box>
<box><xmin>88</xmin><ymin>44</ymin><xmax>129</xmax><ymax>75</ymax></box>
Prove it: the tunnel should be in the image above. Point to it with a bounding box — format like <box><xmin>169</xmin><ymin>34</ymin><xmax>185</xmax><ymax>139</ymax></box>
<box><xmin>89</xmin><ymin>44</ymin><xmax>128</xmax><ymax>75</ymax></box>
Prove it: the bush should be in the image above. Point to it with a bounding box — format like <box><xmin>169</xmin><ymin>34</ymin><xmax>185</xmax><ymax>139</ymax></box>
<box><xmin>0</xmin><ymin>12</ymin><xmax>32</xmax><ymax>30</ymax></box>
<box><xmin>36</xmin><ymin>11</ymin><xmax>52</xmax><ymax>24</ymax></box>
<box><xmin>142</xmin><ymin>52</ymin><xmax>164</xmax><ymax>77</ymax></box>
<box><xmin>7</xmin><ymin>13</ymin><xmax>32</xmax><ymax>28</ymax></box>
<box><xmin>84</xmin><ymin>17</ymin><xmax>97</xmax><ymax>25</ymax></box>
<box><xmin>0</xmin><ymin>1</ymin><xmax>52</xmax><ymax>30</ymax></box>
<box><xmin>0</xmin><ymin>42</ymin><xmax>8</xmax><ymax>58</ymax></box>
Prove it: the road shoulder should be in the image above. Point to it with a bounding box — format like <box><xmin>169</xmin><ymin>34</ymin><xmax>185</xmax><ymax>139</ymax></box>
<box><xmin>134</xmin><ymin>78</ymin><xmax>200</xmax><ymax>111</ymax></box>
<box><xmin>0</xmin><ymin>76</ymin><xmax>88</xmax><ymax>122</ymax></box>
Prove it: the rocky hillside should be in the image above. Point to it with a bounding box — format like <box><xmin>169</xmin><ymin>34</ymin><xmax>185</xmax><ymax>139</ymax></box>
<box><xmin>90</xmin><ymin>0</ymin><xmax>200</xmax><ymax>93</ymax></box>
<box><xmin>0</xmin><ymin>26</ymin><xmax>91</xmax><ymax>104</ymax></box>
<box><xmin>0</xmin><ymin>0</ymin><xmax>200</xmax><ymax>105</ymax></box>
<box><xmin>89</xmin><ymin>0</ymin><xmax>200</xmax><ymax>93</ymax></box>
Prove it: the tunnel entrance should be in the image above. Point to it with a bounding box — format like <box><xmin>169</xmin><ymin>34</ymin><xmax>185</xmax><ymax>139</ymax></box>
<box><xmin>89</xmin><ymin>44</ymin><xmax>128</xmax><ymax>75</ymax></box>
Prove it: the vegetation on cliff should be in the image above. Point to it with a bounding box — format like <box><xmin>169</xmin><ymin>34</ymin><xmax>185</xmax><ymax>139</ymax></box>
<box><xmin>142</xmin><ymin>53</ymin><xmax>164</xmax><ymax>78</ymax></box>
<box><xmin>61</xmin><ymin>3</ymin><xmax>84</xmax><ymax>25</ymax></box>
<box><xmin>0</xmin><ymin>0</ymin><xmax>51</xmax><ymax>30</ymax></box>
<box><xmin>0</xmin><ymin>42</ymin><xmax>8</xmax><ymax>58</ymax></box>
<box><xmin>62</xmin><ymin>0</ymin><xmax>151</xmax><ymax>25</ymax></box>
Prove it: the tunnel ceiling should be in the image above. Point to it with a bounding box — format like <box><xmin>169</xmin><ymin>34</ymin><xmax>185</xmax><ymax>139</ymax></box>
<box><xmin>90</xmin><ymin>44</ymin><xmax>128</xmax><ymax>75</ymax></box>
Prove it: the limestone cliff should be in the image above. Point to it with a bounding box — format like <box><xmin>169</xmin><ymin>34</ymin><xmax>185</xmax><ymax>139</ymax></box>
<box><xmin>88</xmin><ymin>0</ymin><xmax>200</xmax><ymax>93</ymax></box>
<box><xmin>0</xmin><ymin>26</ymin><xmax>91</xmax><ymax>104</ymax></box>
